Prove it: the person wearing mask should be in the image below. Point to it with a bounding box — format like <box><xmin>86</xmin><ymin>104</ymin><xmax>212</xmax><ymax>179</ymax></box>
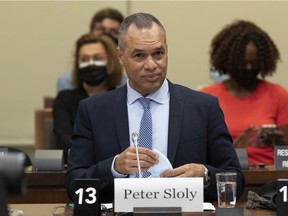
<box><xmin>57</xmin><ymin>8</ymin><xmax>125</xmax><ymax>92</ymax></box>
<box><xmin>65</xmin><ymin>12</ymin><xmax>244</xmax><ymax>203</ymax></box>
<box><xmin>53</xmin><ymin>33</ymin><xmax>122</xmax><ymax>162</ymax></box>
<box><xmin>202</xmin><ymin>20</ymin><xmax>288</xmax><ymax>165</ymax></box>
<box><xmin>209</xmin><ymin>65</ymin><xmax>229</xmax><ymax>83</ymax></box>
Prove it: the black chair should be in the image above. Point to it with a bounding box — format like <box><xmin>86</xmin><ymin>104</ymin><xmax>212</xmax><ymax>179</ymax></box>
<box><xmin>0</xmin><ymin>146</ymin><xmax>32</xmax><ymax>167</ymax></box>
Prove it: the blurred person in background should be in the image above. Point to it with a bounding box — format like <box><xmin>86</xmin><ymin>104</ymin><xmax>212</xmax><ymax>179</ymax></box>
<box><xmin>53</xmin><ymin>33</ymin><xmax>122</xmax><ymax>162</ymax></box>
<box><xmin>209</xmin><ymin>65</ymin><xmax>229</xmax><ymax>83</ymax></box>
<box><xmin>202</xmin><ymin>20</ymin><xmax>288</xmax><ymax>165</ymax></box>
<box><xmin>57</xmin><ymin>8</ymin><xmax>125</xmax><ymax>92</ymax></box>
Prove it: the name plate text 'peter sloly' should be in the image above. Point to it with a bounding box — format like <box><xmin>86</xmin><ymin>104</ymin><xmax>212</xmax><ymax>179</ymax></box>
<box><xmin>114</xmin><ymin>177</ymin><xmax>203</xmax><ymax>212</ymax></box>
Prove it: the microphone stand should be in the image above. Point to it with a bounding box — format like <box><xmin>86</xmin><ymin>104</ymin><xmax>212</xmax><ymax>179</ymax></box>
<box><xmin>132</xmin><ymin>132</ymin><xmax>142</xmax><ymax>178</ymax></box>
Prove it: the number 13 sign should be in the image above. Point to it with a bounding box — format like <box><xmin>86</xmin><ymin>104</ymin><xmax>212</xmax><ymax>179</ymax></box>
<box><xmin>74</xmin><ymin>179</ymin><xmax>100</xmax><ymax>216</ymax></box>
<box><xmin>277</xmin><ymin>179</ymin><xmax>288</xmax><ymax>216</ymax></box>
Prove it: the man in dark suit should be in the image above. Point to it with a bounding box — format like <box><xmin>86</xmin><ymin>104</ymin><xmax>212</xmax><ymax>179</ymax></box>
<box><xmin>65</xmin><ymin>12</ymin><xmax>245</xmax><ymax>203</ymax></box>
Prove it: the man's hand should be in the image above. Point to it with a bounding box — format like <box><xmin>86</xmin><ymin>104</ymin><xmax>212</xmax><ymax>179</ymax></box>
<box><xmin>160</xmin><ymin>163</ymin><xmax>204</xmax><ymax>178</ymax></box>
<box><xmin>114</xmin><ymin>146</ymin><xmax>158</xmax><ymax>174</ymax></box>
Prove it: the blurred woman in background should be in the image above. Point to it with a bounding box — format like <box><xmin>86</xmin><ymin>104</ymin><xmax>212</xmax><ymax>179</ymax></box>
<box><xmin>202</xmin><ymin>20</ymin><xmax>288</xmax><ymax>165</ymax></box>
<box><xmin>53</xmin><ymin>33</ymin><xmax>122</xmax><ymax>162</ymax></box>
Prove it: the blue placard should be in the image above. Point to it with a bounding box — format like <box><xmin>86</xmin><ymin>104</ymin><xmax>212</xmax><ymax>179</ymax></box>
<box><xmin>277</xmin><ymin>179</ymin><xmax>288</xmax><ymax>216</ymax></box>
<box><xmin>74</xmin><ymin>178</ymin><xmax>100</xmax><ymax>216</ymax></box>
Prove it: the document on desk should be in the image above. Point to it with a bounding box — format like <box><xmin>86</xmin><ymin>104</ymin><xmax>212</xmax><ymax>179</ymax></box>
<box><xmin>8</xmin><ymin>209</ymin><xmax>24</xmax><ymax>216</ymax></box>
<box><xmin>102</xmin><ymin>203</ymin><xmax>113</xmax><ymax>210</ymax></box>
<box><xmin>203</xmin><ymin>202</ymin><xmax>215</xmax><ymax>211</ymax></box>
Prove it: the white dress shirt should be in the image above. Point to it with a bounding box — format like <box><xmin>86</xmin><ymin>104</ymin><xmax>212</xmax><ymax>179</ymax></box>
<box><xmin>112</xmin><ymin>79</ymin><xmax>170</xmax><ymax>177</ymax></box>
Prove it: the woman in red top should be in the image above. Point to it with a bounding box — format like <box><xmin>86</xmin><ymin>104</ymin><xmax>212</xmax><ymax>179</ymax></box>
<box><xmin>202</xmin><ymin>20</ymin><xmax>288</xmax><ymax>165</ymax></box>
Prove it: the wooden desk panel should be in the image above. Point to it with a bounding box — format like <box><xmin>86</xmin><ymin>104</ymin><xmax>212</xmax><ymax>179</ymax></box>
<box><xmin>8</xmin><ymin>166</ymin><xmax>287</xmax><ymax>204</ymax></box>
<box><xmin>239</xmin><ymin>165</ymin><xmax>287</xmax><ymax>202</ymax></box>
<box><xmin>243</xmin><ymin>165</ymin><xmax>287</xmax><ymax>184</ymax></box>
<box><xmin>8</xmin><ymin>171</ymin><xmax>70</xmax><ymax>204</ymax></box>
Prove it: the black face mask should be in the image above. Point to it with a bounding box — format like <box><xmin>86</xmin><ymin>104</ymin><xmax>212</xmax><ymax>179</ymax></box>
<box><xmin>78</xmin><ymin>65</ymin><xmax>107</xmax><ymax>86</ymax></box>
<box><xmin>232</xmin><ymin>69</ymin><xmax>259</xmax><ymax>89</ymax></box>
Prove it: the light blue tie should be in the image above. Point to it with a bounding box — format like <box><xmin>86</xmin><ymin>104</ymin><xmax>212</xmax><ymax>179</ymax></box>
<box><xmin>137</xmin><ymin>97</ymin><xmax>152</xmax><ymax>178</ymax></box>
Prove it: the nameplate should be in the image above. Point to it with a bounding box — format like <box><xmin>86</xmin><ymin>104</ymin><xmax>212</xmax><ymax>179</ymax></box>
<box><xmin>74</xmin><ymin>179</ymin><xmax>100</xmax><ymax>216</ymax></box>
<box><xmin>114</xmin><ymin>177</ymin><xmax>203</xmax><ymax>212</ymax></box>
<box><xmin>277</xmin><ymin>179</ymin><xmax>288</xmax><ymax>216</ymax></box>
<box><xmin>274</xmin><ymin>146</ymin><xmax>288</xmax><ymax>170</ymax></box>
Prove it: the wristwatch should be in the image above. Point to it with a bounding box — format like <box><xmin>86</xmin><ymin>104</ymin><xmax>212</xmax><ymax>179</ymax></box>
<box><xmin>203</xmin><ymin>165</ymin><xmax>211</xmax><ymax>184</ymax></box>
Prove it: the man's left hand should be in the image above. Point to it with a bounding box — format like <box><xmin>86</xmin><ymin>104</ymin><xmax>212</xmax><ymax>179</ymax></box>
<box><xmin>160</xmin><ymin>163</ymin><xmax>204</xmax><ymax>177</ymax></box>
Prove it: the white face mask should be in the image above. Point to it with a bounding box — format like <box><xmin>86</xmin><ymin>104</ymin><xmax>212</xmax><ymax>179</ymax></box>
<box><xmin>79</xmin><ymin>60</ymin><xmax>107</xmax><ymax>69</ymax></box>
<box><xmin>209</xmin><ymin>67</ymin><xmax>229</xmax><ymax>83</ymax></box>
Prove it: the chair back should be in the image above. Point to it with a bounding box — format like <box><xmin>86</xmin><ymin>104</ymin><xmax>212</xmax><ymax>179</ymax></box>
<box><xmin>235</xmin><ymin>148</ymin><xmax>249</xmax><ymax>170</ymax></box>
<box><xmin>35</xmin><ymin>108</ymin><xmax>57</xmax><ymax>150</ymax></box>
<box><xmin>44</xmin><ymin>96</ymin><xmax>55</xmax><ymax>108</ymax></box>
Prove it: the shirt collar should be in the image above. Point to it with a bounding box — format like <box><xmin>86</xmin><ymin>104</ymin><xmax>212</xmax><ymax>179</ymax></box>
<box><xmin>127</xmin><ymin>79</ymin><xmax>169</xmax><ymax>105</ymax></box>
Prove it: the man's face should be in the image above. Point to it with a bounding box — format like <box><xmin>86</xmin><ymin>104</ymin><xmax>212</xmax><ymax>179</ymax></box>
<box><xmin>92</xmin><ymin>18</ymin><xmax>121</xmax><ymax>41</ymax></box>
<box><xmin>118</xmin><ymin>23</ymin><xmax>168</xmax><ymax>96</ymax></box>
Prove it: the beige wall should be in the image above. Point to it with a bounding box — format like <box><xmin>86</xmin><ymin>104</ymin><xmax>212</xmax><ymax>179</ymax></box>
<box><xmin>1</xmin><ymin>1</ymin><xmax>288</xmax><ymax>147</ymax></box>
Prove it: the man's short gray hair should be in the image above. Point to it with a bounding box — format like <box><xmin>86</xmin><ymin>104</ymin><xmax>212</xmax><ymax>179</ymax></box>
<box><xmin>118</xmin><ymin>12</ymin><xmax>166</xmax><ymax>50</ymax></box>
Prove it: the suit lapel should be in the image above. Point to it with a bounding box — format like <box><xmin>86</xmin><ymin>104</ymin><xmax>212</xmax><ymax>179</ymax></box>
<box><xmin>167</xmin><ymin>82</ymin><xmax>183</xmax><ymax>164</ymax></box>
<box><xmin>114</xmin><ymin>85</ymin><xmax>130</xmax><ymax>151</ymax></box>
<box><xmin>113</xmin><ymin>82</ymin><xmax>183</xmax><ymax>162</ymax></box>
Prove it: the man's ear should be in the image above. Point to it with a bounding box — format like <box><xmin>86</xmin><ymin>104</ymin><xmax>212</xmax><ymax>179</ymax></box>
<box><xmin>117</xmin><ymin>47</ymin><xmax>124</xmax><ymax>66</ymax></box>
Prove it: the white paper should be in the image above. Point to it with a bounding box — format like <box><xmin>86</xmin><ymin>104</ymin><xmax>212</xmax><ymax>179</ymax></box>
<box><xmin>203</xmin><ymin>202</ymin><xmax>215</xmax><ymax>211</ymax></box>
<box><xmin>148</xmin><ymin>148</ymin><xmax>173</xmax><ymax>177</ymax></box>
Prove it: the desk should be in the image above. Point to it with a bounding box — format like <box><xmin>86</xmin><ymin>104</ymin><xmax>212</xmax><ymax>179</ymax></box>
<box><xmin>240</xmin><ymin>165</ymin><xmax>287</xmax><ymax>202</ymax></box>
<box><xmin>8</xmin><ymin>170</ymin><xmax>70</xmax><ymax>204</ymax></box>
<box><xmin>8</xmin><ymin>203</ymin><xmax>276</xmax><ymax>216</ymax></box>
<box><xmin>8</xmin><ymin>166</ymin><xmax>287</xmax><ymax>204</ymax></box>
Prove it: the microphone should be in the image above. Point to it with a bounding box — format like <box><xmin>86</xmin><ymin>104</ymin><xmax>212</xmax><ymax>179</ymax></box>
<box><xmin>132</xmin><ymin>132</ymin><xmax>142</xmax><ymax>178</ymax></box>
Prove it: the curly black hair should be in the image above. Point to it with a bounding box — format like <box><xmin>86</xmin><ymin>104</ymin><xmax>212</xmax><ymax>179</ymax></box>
<box><xmin>210</xmin><ymin>20</ymin><xmax>280</xmax><ymax>78</ymax></box>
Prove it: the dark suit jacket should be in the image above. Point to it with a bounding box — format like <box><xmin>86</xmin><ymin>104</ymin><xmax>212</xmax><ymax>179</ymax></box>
<box><xmin>65</xmin><ymin>81</ymin><xmax>245</xmax><ymax>203</ymax></box>
<box><xmin>53</xmin><ymin>88</ymin><xmax>88</xmax><ymax>162</ymax></box>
